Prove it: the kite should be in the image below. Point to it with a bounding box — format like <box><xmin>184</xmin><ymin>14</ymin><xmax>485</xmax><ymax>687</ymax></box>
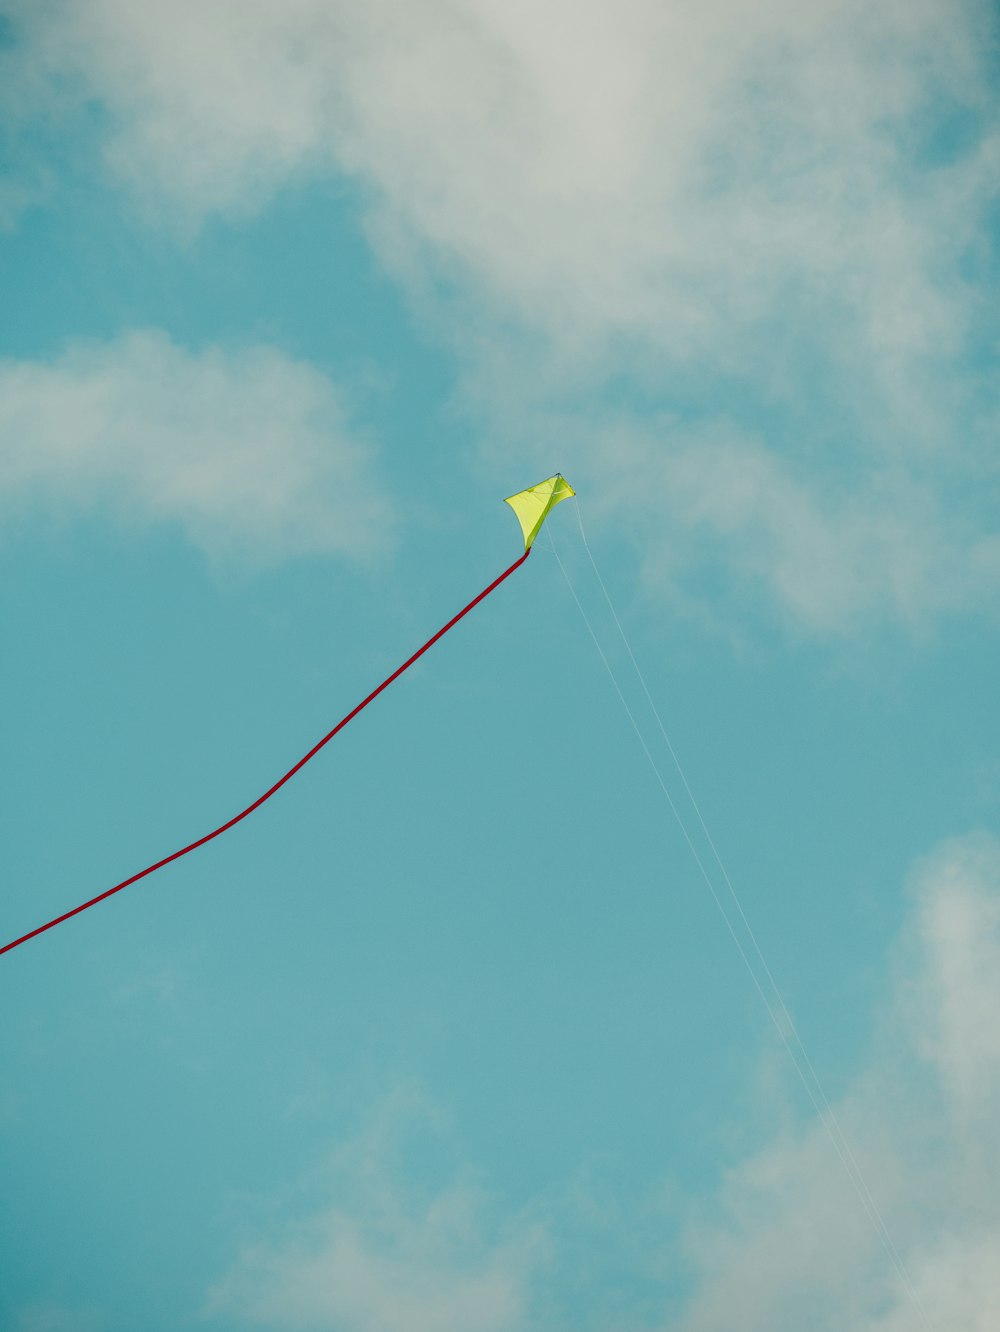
<box><xmin>504</xmin><ymin>473</ymin><xmax>575</xmax><ymax>551</ymax></box>
<box><xmin>1</xmin><ymin>475</ymin><xmax>575</xmax><ymax>957</ymax></box>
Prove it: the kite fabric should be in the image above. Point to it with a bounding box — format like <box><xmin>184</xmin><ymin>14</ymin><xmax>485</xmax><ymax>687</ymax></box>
<box><xmin>504</xmin><ymin>474</ymin><xmax>575</xmax><ymax>551</ymax></box>
<box><xmin>1</xmin><ymin>476</ymin><xmax>574</xmax><ymax>958</ymax></box>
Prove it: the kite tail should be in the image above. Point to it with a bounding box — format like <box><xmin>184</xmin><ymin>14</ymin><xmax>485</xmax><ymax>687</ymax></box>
<box><xmin>1</xmin><ymin>547</ymin><xmax>531</xmax><ymax>958</ymax></box>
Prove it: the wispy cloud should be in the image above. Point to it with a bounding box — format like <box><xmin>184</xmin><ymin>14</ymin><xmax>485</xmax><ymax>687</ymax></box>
<box><xmin>0</xmin><ymin>330</ymin><xmax>393</xmax><ymax>563</ymax></box>
<box><xmin>556</xmin><ymin>414</ymin><xmax>1000</xmax><ymax>635</ymax></box>
<box><xmin>206</xmin><ymin>1090</ymin><xmax>544</xmax><ymax>1332</ymax></box>
<box><xmin>14</xmin><ymin>1304</ymin><xmax>101</xmax><ymax>1332</ymax></box>
<box><xmin>0</xmin><ymin>166</ymin><xmax>53</xmax><ymax>231</ymax></box>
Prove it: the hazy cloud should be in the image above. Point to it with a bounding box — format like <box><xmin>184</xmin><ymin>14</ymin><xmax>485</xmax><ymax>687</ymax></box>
<box><xmin>0</xmin><ymin>330</ymin><xmax>393</xmax><ymax>562</ymax></box>
<box><xmin>14</xmin><ymin>1305</ymin><xmax>102</xmax><ymax>1332</ymax></box>
<box><xmin>206</xmin><ymin>1091</ymin><xmax>543</xmax><ymax>1332</ymax></box>
<box><xmin>558</xmin><ymin>414</ymin><xmax>1000</xmax><ymax>635</ymax></box>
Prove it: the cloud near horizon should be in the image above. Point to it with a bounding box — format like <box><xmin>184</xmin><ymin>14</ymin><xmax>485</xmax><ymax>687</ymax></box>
<box><xmin>0</xmin><ymin>330</ymin><xmax>393</xmax><ymax>563</ymax></box>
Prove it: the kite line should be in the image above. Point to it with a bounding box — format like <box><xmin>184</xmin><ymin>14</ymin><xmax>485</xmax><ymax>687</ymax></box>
<box><xmin>3</xmin><ymin>475</ymin><xmax>575</xmax><ymax>958</ymax></box>
<box><xmin>546</xmin><ymin>513</ymin><xmax>933</xmax><ymax>1330</ymax></box>
<box><xmin>1</xmin><ymin>545</ymin><xmax>534</xmax><ymax>958</ymax></box>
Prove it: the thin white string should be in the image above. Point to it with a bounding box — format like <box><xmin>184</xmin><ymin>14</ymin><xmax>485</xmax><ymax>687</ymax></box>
<box><xmin>570</xmin><ymin>501</ymin><xmax>914</xmax><ymax>1284</ymax></box>
<box><xmin>545</xmin><ymin>517</ymin><xmax>932</xmax><ymax>1330</ymax></box>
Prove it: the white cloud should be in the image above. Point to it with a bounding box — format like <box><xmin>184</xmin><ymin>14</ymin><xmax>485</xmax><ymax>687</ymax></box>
<box><xmin>672</xmin><ymin>831</ymin><xmax>1000</xmax><ymax>1331</ymax></box>
<box><xmin>558</xmin><ymin>415</ymin><xmax>997</xmax><ymax>635</ymax></box>
<box><xmin>0</xmin><ymin>330</ymin><xmax>393</xmax><ymax>562</ymax></box>
<box><xmin>7</xmin><ymin>0</ymin><xmax>1000</xmax><ymax>629</ymax></box>
<box><xmin>206</xmin><ymin>1091</ymin><xmax>543</xmax><ymax>1332</ymax></box>
<box><xmin>904</xmin><ymin>837</ymin><xmax>1000</xmax><ymax>1126</ymax></box>
<box><xmin>12</xmin><ymin>0</ymin><xmax>992</xmax><ymax>362</ymax></box>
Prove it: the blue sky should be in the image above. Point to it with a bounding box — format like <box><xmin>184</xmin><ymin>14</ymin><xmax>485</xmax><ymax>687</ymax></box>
<box><xmin>2</xmin><ymin>2</ymin><xmax>999</xmax><ymax>1329</ymax></box>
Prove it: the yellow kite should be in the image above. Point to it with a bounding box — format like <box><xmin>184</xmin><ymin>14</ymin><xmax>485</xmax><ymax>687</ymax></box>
<box><xmin>504</xmin><ymin>474</ymin><xmax>576</xmax><ymax>551</ymax></box>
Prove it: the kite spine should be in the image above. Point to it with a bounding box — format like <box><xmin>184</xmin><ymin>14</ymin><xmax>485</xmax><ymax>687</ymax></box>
<box><xmin>2</xmin><ymin>547</ymin><xmax>531</xmax><ymax>958</ymax></box>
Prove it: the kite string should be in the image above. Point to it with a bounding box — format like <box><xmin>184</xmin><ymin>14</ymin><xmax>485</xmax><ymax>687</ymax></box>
<box><xmin>570</xmin><ymin>501</ymin><xmax>911</xmax><ymax>1281</ymax></box>
<box><xmin>546</xmin><ymin>519</ymin><xmax>932</xmax><ymax>1331</ymax></box>
<box><xmin>1</xmin><ymin>547</ymin><xmax>531</xmax><ymax>958</ymax></box>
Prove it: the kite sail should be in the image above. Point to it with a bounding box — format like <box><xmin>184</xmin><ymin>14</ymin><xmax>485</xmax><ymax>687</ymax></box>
<box><xmin>1</xmin><ymin>476</ymin><xmax>574</xmax><ymax>957</ymax></box>
<box><xmin>505</xmin><ymin>473</ymin><xmax>575</xmax><ymax>550</ymax></box>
